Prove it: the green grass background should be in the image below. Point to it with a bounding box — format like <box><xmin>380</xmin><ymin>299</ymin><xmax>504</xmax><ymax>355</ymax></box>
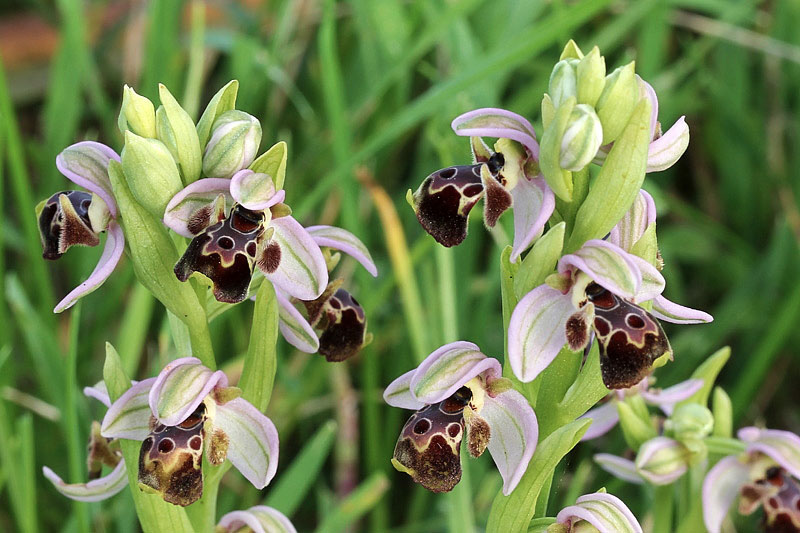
<box><xmin>1</xmin><ymin>0</ymin><xmax>799</xmax><ymax>531</ymax></box>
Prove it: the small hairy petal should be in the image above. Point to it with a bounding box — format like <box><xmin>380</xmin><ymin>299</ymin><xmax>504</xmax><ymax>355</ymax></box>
<box><xmin>43</xmin><ymin>461</ymin><xmax>128</xmax><ymax>502</ymax></box>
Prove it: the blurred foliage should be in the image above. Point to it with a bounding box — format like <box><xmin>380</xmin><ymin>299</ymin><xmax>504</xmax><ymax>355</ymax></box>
<box><xmin>1</xmin><ymin>0</ymin><xmax>799</xmax><ymax>531</ymax></box>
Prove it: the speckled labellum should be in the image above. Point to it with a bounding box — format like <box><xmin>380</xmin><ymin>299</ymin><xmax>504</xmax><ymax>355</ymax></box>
<box><xmin>138</xmin><ymin>403</ymin><xmax>208</xmax><ymax>507</ymax></box>
<box><xmin>38</xmin><ymin>191</ymin><xmax>100</xmax><ymax>260</ymax></box>
<box><xmin>739</xmin><ymin>466</ymin><xmax>800</xmax><ymax>532</ymax></box>
<box><xmin>303</xmin><ymin>283</ymin><xmax>368</xmax><ymax>362</ymax></box>
<box><xmin>391</xmin><ymin>387</ymin><xmax>471</xmax><ymax>493</ymax></box>
<box><xmin>585</xmin><ymin>282</ymin><xmax>671</xmax><ymax>389</ymax></box>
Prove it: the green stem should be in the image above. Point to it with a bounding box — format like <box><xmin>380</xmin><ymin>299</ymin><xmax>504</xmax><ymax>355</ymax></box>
<box><xmin>652</xmin><ymin>484</ymin><xmax>674</xmax><ymax>533</ymax></box>
<box><xmin>704</xmin><ymin>436</ymin><xmax>747</xmax><ymax>456</ymax></box>
<box><xmin>186</xmin><ymin>313</ymin><xmax>216</xmax><ymax>370</ymax></box>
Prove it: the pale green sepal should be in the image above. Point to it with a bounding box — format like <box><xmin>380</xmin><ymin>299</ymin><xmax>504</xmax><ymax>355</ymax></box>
<box><xmin>121</xmin><ymin>131</ymin><xmax>183</xmax><ymax>218</ymax></box>
<box><xmin>677</xmin><ymin>346</ymin><xmax>730</xmax><ymax>408</ymax></box>
<box><xmin>566</xmin><ymin>95</ymin><xmax>651</xmax><ymax>252</ymax></box>
<box><xmin>539</xmin><ymin>97</ymin><xmax>576</xmax><ymax>202</ymax></box>
<box><xmin>250</xmin><ymin>141</ymin><xmax>288</xmax><ymax>191</ymax></box>
<box><xmin>158</xmin><ymin>84</ymin><xmax>203</xmax><ymax>184</ymax></box>
<box><xmin>595</xmin><ymin>62</ymin><xmax>638</xmax><ymax>144</ymax></box>
<box><xmin>576</xmin><ymin>46</ymin><xmax>605</xmax><ymax>107</ymax></box>
<box><xmin>118</xmin><ymin>85</ymin><xmax>157</xmax><ymax>138</ymax></box>
<box><xmin>629</xmin><ymin>223</ymin><xmax>657</xmax><ymax>266</ymax></box>
<box><xmin>559</xmin><ymin>39</ymin><xmax>584</xmax><ymax>60</ymax></box>
<box><xmin>196</xmin><ymin>80</ymin><xmax>239</xmax><ymax>149</ymax></box>
<box><xmin>103</xmin><ymin>343</ymin><xmax>195</xmax><ymax>533</ymax></box>
<box><xmin>107</xmin><ymin>160</ymin><xmax>213</xmax><ymax>366</ymax></box>
<box><xmin>513</xmin><ymin>222</ymin><xmax>565</xmax><ymax>300</ymax></box>
<box><xmin>541</xmin><ymin>94</ymin><xmax>555</xmax><ymax>130</ymax></box>
<box><xmin>548</xmin><ymin>59</ymin><xmax>578</xmax><ymax>108</ymax></box>
<box><xmin>238</xmin><ymin>281</ymin><xmax>279</xmax><ymax>412</ymax></box>
<box><xmin>616</xmin><ymin>400</ymin><xmax>656</xmax><ymax>450</ymax></box>
<box><xmin>485</xmin><ymin>419</ymin><xmax>591</xmax><ymax>533</ymax></box>
<box><xmin>712</xmin><ymin>387</ymin><xmax>733</xmax><ymax>438</ymax></box>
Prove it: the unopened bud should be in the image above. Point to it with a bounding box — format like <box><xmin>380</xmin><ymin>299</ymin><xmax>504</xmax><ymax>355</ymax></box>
<box><xmin>595</xmin><ymin>62</ymin><xmax>639</xmax><ymax>144</ymax></box>
<box><xmin>157</xmin><ymin>84</ymin><xmax>203</xmax><ymax>183</ymax></box>
<box><xmin>666</xmin><ymin>403</ymin><xmax>714</xmax><ymax>442</ymax></box>
<box><xmin>121</xmin><ymin>131</ymin><xmax>183</xmax><ymax>218</ymax></box>
<box><xmin>548</xmin><ymin>59</ymin><xmax>579</xmax><ymax>108</ymax></box>
<box><xmin>635</xmin><ymin>436</ymin><xmax>690</xmax><ymax>485</ymax></box>
<box><xmin>559</xmin><ymin>104</ymin><xmax>603</xmax><ymax>171</ymax></box>
<box><xmin>202</xmin><ymin>110</ymin><xmax>262</xmax><ymax>179</ymax></box>
<box><xmin>118</xmin><ymin>85</ymin><xmax>156</xmax><ymax>138</ymax></box>
<box><xmin>576</xmin><ymin>46</ymin><xmax>606</xmax><ymax>107</ymax></box>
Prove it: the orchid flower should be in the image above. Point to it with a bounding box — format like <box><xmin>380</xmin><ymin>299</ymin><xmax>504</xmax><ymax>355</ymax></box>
<box><xmin>703</xmin><ymin>427</ymin><xmax>800</xmax><ymax>533</ymax></box>
<box><xmin>408</xmin><ymin>108</ymin><xmax>554</xmax><ymax>262</ymax></box>
<box><xmin>165</xmin><ymin>164</ymin><xmax>328</xmax><ymax>304</ymax></box>
<box><xmin>216</xmin><ymin>505</ymin><xmax>297</xmax><ymax>533</ymax></box>
<box><xmin>580</xmin><ymin>376</ymin><xmax>703</xmax><ymax>440</ymax></box>
<box><xmin>43</xmin><ymin>381</ymin><xmax>128</xmax><ymax>501</ymax></box>
<box><xmin>100</xmin><ymin>357</ymin><xmax>279</xmax><ymax>506</ymax></box>
<box><xmin>548</xmin><ymin>491</ymin><xmax>643</xmax><ymax>533</ymax></box>
<box><xmin>594</xmin><ymin>77</ymin><xmax>690</xmax><ymax>173</ymax></box>
<box><xmin>36</xmin><ymin>142</ymin><xmax>125</xmax><ymax>312</ymax></box>
<box><xmin>274</xmin><ymin>225</ymin><xmax>376</xmax><ymax>361</ymax></box>
<box><xmin>383</xmin><ymin>341</ymin><xmax>538</xmax><ymax>495</ymax></box>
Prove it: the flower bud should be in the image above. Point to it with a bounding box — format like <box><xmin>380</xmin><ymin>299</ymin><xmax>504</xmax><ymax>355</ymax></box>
<box><xmin>712</xmin><ymin>386</ymin><xmax>733</xmax><ymax>438</ymax></box>
<box><xmin>202</xmin><ymin>110</ymin><xmax>262</xmax><ymax>179</ymax></box>
<box><xmin>595</xmin><ymin>62</ymin><xmax>639</xmax><ymax>144</ymax></box>
<box><xmin>157</xmin><ymin>84</ymin><xmax>202</xmax><ymax>183</ymax></box>
<box><xmin>118</xmin><ymin>85</ymin><xmax>156</xmax><ymax>138</ymax></box>
<box><xmin>616</xmin><ymin>399</ymin><xmax>657</xmax><ymax>450</ymax></box>
<box><xmin>666</xmin><ymin>403</ymin><xmax>714</xmax><ymax>442</ymax></box>
<box><xmin>559</xmin><ymin>39</ymin><xmax>584</xmax><ymax>60</ymax></box>
<box><xmin>635</xmin><ymin>436</ymin><xmax>690</xmax><ymax>485</ymax></box>
<box><xmin>121</xmin><ymin>131</ymin><xmax>184</xmax><ymax>218</ymax></box>
<box><xmin>548</xmin><ymin>59</ymin><xmax>579</xmax><ymax>108</ymax></box>
<box><xmin>576</xmin><ymin>46</ymin><xmax>605</xmax><ymax>107</ymax></box>
<box><xmin>559</xmin><ymin>104</ymin><xmax>603</xmax><ymax>171</ymax></box>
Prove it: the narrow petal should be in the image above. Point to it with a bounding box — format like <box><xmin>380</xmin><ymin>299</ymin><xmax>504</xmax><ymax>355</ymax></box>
<box><xmin>608</xmin><ymin>189</ymin><xmax>657</xmax><ymax>252</ymax></box>
<box><xmin>100</xmin><ymin>378</ymin><xmax>157</xmax><ymax>440</ymax></box>
<box><xmin>647</xmin><ymin>117</ymin><xmax>689</xmax><ymax>172</ymax></box>
<box><xmin>54</xmin><ymin>220</ymin><xmax>125</xmax><ymax>313</ymax></box>
<box><xmin>56</xmin><ymin>141</ymin><xmax>120</xmax><ymax>217</ymax></box>
<box><xmin>218</xmin><ymin>506</ymin><xmax>297</xmax><ymax>533</ymax></box>
<box><xmin>230</xmin><ymin>169</ymin><xmax>285</xmax><ymax>211</ymax></box>
<box><xmin>650</xmin><ymin>294</ymin><xmax>713</xmax><ymax>324</ymax></box>
<box><xmin>149</xmin><ymin>357</ymin><xmax>228</xmax><ymax>427</ymax></box>
<box><xmin>83</xmin><ymin>381</ymin><xmax>111</xmax><ymax>407</ymax></box>
<box><xmin>306</xmin><ymin>225</ymin><xmax>378</xmax><ymax>277</ymax></box>
<box><xmin>556</xmin><ymin>492</ymin><xmax>643</xmax><ymax>533</ymax></box>
<box><xmin>481</xmin><ymin>389</ymin><xmax>538</xmax><ymax>495</ymax></box>
<box><xmin>266</xmin><ymin>216</ymin><xmax>328</xmax><ymax>300</ymax></box>
<box><xmin>740</xmin><ymin>427</ymin><xmax>800</xmax><ymax>479</ymax></box>
<box><xmin>383</xmin><ymin>370</ymin><xmax>426</xmax><ymax>410</ymax></box>
<box><xmin>558</xmin><ymin>240</ymin><xmax>641</xmax><ymax>300</ymax></box>
<box><xmin>594</xmin><ymin>454</ymin><xmax>644</xmax><ymax>484</ymax></box>
<box><xmin>580</xmin><ymin>402</ymin><xmax>620</xmax><ymax>441</ymax></box>
<box><xmin>508</xmin><ymin>286</ymin><xmax>574</xmax><ymax>382</ymax></box>
<box><xmin>627</xmin><ymin>255</ymin><xmax>665</xmax><ymax>303</ymax></box>
<box><xmin>510</xmin><ymin>177</ymin><xmax>555</xmax><ymax>263</ymax></box>
<box><xmin>410</xmin><ymin>341</ymin><xmax>501</xmax><ymax>404</ymax></box>
<box><xmin>276</xmin><ymin>290</ymin><xmax>319</xmax><ymax>353</ymax></box>
<box><xmin>43</xmin><ymin>461</ymin><xmax>128</xmax><ymax>502</ymax></box>
<box><xmin>702</xmin><ymin>455</ymin><xmax>750</xmax><ymax>533</ymax></box>
<box><xmin>640</xmin><ymin>378</ymin><xmax>704</xmax><ymax>415</ymax></box>
<box><xmin>451</xmin><ymin>108</ymin><xmax>540</xmax><ymax>159</ymax></box>
<box><xmin>163</xmin><ymin>178</ymin><xmax>233</xmax><ymax>237</ymax></box>
<box><xmin>214</xmin><ymin>398</ymin><xmax>279</xmax><ymax>489</ymax></box>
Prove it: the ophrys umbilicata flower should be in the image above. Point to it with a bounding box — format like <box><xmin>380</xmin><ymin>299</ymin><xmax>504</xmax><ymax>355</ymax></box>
<box><xmin>100</xmin><ymin>357</ymin><xmax>278</xmax><ymax>506</ymax></box>
<box><xmin>36</xmin><ymin>142</ymin><xmax>125</xmax><ymax>312</ymax></box>
<box><xmin>408</xmin><ymin>108</ymin><xmax>554</xmax><ymax>262</ymax></box>
<box><xmin>383</xmin><ymin>341</ymin><xmax>537</xmax><ymax>495</ymax></box>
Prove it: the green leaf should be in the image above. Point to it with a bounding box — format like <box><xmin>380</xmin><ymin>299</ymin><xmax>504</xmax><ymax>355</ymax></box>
<box><xmin>313</xmin><ymin>473</ymin><xmax>389</xmax><ymax>533</ymax></box>
<box><xmin>266</xmin><ymin>420</ymin><xmax>337</xmax><ymax>515</ymax></box>
<box><xmin>486</xmin><ymin>419</ymin><xmax>591</xmax><ymax>533</ymax></box>
<box><xmin>249</xmin><ymin>141</ymin><xmax>288</xmax><ymax>191</ymax></box>
<box><xmin>108</xmin><ymin>160</ymin><xmax>215</xmax><ymax>367</ymax></box>
<box><xmin>196</xmin><ymin>80</ymin><xmax>239</xmax><ymax>149</ymax></box>
<box><xmin>677</xmin><ymin>346</ymin><xmax>730</xmax><ymax>408</ymax></box>
<box><xmin>513</xmin><ymin>222</ymin><xmax>566</xmax><ymax>300</ymax></box>
<box><xmin>238</xmin><ymin>280</ymin><xmax>279</xmax><ymax>412</ymax></box>
<box><xmin>566</xmin><ymin>94</ymin><xmax>651</xmax><ymax>252</ymax></box>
